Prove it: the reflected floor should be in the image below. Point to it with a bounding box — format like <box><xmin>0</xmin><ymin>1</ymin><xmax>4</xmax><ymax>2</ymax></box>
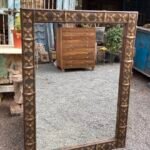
<box><xmin>36</xmin><ymin>64</ymin><xmax>119</xmax><ymax>150</ymax></box>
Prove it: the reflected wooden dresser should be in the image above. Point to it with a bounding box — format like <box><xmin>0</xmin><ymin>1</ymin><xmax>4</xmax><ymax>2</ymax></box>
<box><xmin>56</xmin><ymin>27</ymin><xmax>96</xmax><ymax>71</ymax></box>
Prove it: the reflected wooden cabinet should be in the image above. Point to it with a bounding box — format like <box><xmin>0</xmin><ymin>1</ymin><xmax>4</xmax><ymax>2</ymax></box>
<box><xmin>56</xmin><ymin>27</ymin><xmax>96</xmax><ymax>71</ymax></box>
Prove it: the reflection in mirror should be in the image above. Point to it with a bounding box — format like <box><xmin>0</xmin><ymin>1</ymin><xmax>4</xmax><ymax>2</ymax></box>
<box><xmin>35</xmin><ymin>23</ymin><xmax>123</xmax><ymax>149</ymax></box>
<box><xmin>0</xmin><ymin>54</ymin><xmax>24</xmax><ymax>150</ymax></box>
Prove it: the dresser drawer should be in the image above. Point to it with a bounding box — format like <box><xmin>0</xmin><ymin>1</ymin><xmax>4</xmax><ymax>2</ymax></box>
<box><xmin>64</xmin><ymin>64</ymin><xmax>94</xmax><ymax>69</ymax></box>
<box><xmin>62</xmin><ymin>42</ymin><xmax>96</xmax><ymax>49</ymax></box>
<box><xmin>63</xmin><ymin>47</ymin><xmax>95</xmax><ymax>53</ymax></box>
<box><xmin>62</xmin><ymin>35</ymin><xmax>95</xmax><ymax>41</ymax></box>
<box><xmin>63</xmin><ymin>53</ymin><xmax>95</xmax><ymax>60</ymax></box>
<box><xmin>62</xmin><ymin>27</ymin><xmax>95</xmax><ymax>33</ymax></box>
<box><xmin>62</xmin><ymin>39</ymin><xmax>95</xmax><ymax>45</ymax></box>
<box><xmin>63</xmin><ymin>60</ymin><xmax>95</xmax><ymax>66</ymax></box>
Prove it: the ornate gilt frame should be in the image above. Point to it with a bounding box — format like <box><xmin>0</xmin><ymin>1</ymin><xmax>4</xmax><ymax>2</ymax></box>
<box><xmin>21</xmin><ymin>8</ymin><xmax>138</xmax><ymax>150</ymax></box>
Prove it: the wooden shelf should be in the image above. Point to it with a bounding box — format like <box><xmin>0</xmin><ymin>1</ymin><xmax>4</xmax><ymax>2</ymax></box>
<box><xmin>0</xmin><ymin>84</ymin><xmax>14</xmax><ymax>93</ymax></box>
<box><xmin>0</xmin><ymin>45</ymin><xmax>22</xmax><ymax>54</ymax></box>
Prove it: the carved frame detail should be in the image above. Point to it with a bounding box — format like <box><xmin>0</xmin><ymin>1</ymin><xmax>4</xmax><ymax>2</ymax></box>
<box><xmin>21</xmin><ymin>9</ymin><xmax>138</xmax><ymax>150</ymax></box>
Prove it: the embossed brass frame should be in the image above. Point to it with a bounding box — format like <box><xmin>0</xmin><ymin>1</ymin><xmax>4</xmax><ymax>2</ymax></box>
<box><xmin>21</xmin><ymin>8</ymin><xmax>138</xmax><ymax>150</ymax></box>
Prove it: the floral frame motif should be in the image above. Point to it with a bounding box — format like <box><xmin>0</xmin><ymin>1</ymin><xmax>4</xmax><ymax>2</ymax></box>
<box><xmin>21</xmin><ymin>8</ymin><xmax>138</xmax><ymax>150</ymax></box>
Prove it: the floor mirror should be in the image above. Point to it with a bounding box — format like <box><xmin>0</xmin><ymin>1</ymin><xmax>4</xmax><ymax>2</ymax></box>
<box><xmin>21</xmin><ymin>9</ymin><xmax>138</xmax><ymax>150</ymax></box>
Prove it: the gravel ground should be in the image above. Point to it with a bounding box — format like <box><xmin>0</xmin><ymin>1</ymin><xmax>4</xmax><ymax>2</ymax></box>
<box><xmin>36</xmin><ymin>64</ymin><xmax>119</xmax><ymax>150</ymax></box>
<box><xmin>0</xmin><ymin>96</ymin><xmax>24</xmax><ymax>150</ymax></box>
<box><xmin>0</xmin><ymin>63</ymin><xmax>149</xmax><ymax>150</ymax></box>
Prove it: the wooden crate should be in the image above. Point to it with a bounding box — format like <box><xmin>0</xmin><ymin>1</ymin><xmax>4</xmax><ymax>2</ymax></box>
<box><xmin>56</xmin><ymin>27</ymin><xmax>96</xmax><ymax>71</ymax></box>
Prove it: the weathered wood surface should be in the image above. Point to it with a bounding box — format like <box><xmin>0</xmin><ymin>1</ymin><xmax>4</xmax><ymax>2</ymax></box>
<box><xmin>56</xmin><ymin>27</ymin><xmax>96</xmax><ymax>71</ymax></box>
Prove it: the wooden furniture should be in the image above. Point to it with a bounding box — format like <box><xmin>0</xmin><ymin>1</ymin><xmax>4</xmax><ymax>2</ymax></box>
<box><xmin>0</xmin><ymin>45</ymin><xmax>22</xmax><ymax>104</ymax></box>
<box><xmin>56</xmin><ymin>27</ymin><xmax>96</xmax><ymax>71</ymax></box>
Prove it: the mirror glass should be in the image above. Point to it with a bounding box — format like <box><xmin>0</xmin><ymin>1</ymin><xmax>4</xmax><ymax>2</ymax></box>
<box><xmin>35</xmin><ymin>23</ymin><xmax>124</xmax><ymax>149</ymax></box>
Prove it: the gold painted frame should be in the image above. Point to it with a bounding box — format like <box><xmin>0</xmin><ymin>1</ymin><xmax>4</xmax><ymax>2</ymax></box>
<box><xmin>21</xmin><ymin>8</ymin><xmax>138</xmax><ymax>150</ymax></box>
